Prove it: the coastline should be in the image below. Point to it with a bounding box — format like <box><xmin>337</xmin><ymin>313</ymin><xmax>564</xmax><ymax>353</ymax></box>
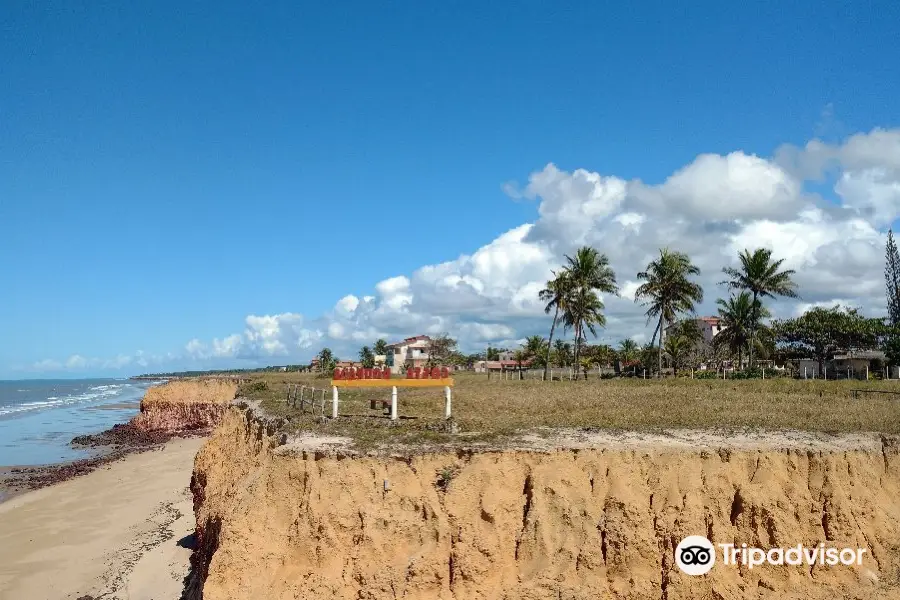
<box><xmin>0</xmin><ymin>436</ymin><xmax>206</xmax><ymax>600</ymax></box>
<box><xmin>0</xmin><ymin>422</ymin><xmax>206</xmax><ymax>503</ymax></box>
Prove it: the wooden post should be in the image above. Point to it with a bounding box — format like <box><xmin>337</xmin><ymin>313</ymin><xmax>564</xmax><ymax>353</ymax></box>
<box><xmin>391</xmin><ymin>386</ymin><xmax>398</xmax><ymax>421</ymax></box>
<box><xmin>691</xmin><ymin>368</ymin><xmax>694</xmax><ymax>379</ymax></box>
<box><xmin>332</xmin><ymin>386</ymin><xmax>339</xmax><ymax>418</ymax></box>
<box><xmin>824</xmin><ymin>367</ymin><xmax>827</xmax><ymax>380</ymax></box>
<box><xmin>444</xmin><ymin>386</ymin><xmax>452</xmax><ymax>419</ymax></box>
<box><xmin>866</xmin><ymin>365</ymin><xmax>869</xmax><ymax>381</ymax></box>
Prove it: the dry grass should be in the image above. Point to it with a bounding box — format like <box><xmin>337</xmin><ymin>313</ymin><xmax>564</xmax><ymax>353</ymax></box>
<box><xmin>246</xmin><ymin>372</ymin><xmax>900</xmax><ymax>450</ymax></box>
<box><xmin>143</xmin><ymin>380</ymin><xmax>238</xmax><ymax>407</ymax></box>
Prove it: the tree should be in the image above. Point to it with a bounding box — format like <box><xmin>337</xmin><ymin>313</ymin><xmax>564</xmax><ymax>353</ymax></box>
<box><xmin>639</xmin><ymin>343</ymin><xmax>659</xmax><ymax>376</ymax></box>
<box><xmin>773</xmin><ymin>306</ymin><xmax>887</xmax><ymax>374</ymax></box>
<box><xmin>663</xmin><ymin>334</ymin><xmax>692</xmax><ymax>377</ymax></box>
<box><xmin>593</xmin><ymin>344</ymin><xmax>616</xmax><ymax>368</ymax></box>
<box><xmin>618</xmin><ymin>339</ymin><xmax>639</xmax><ymax>363</ymax></box>
<box><xmin>635</xmin><ymin>249</ymin><xmax>704</xmax><ymax>378</ymax></box>
<box><xmin>358</xmin><ymin>346</ymin><xmax>375</xmax><ymax>368</ymax></box>
<box><xmin>714</xmin><ymin>292</ymin><xmax>769</xmax><ymax>369</ymax></box>
<box><xmin>539</xmin><ymin>270</ymin><xmax>572</xmax><ymax>380</ymax></box>
<box><xmin>486</xmin><ymin>346</ymin><xmax>501</xmax><ymax>361</ymax></box>
<box><xmin>553</xmin><ymin>339</ymin><xmax>572</xmax><ymax>367</ymax></box>
<box><xmin>373</xmin><ymin>338</ymin><xmax>388</xmax><ymax>356</ymax></box>
<box><xmin>317</xmin><ymin>348</ymin><xmax>336</xmax><ymax>373</ymax></box>
<box><xmin>427</xmin><ymin>333</ymin><xmax>458</xmax><ymax>367</ymax></box>
<box><xmin>513</xmin><ymin>349</ymin><xmax>527</xmax><ymax>376</ymax></box>
<box><xmin>722</xmin><ymin>248</ymin><xmax>798</xmax><ymax>368</ymax></box>
<box><xmin>522</xmin><ymin>335</ymin><xmax>547</xmax><ymax>368</ymax></box>
<box><xmin>888</xmin><ymin>230</ymin><xmax>900</xmax><ymax>327</ymax></box>
<box><xmin>560</xmin><ymin>247</ymin><xmax>619</xmax><ymax>376</ymax></box>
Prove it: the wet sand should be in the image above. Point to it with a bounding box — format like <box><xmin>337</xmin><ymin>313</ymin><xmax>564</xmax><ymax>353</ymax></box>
<box><xmin>0</xmin><ymin>437</ymin><xmax>205</xmax><ymax>600</ymax></box>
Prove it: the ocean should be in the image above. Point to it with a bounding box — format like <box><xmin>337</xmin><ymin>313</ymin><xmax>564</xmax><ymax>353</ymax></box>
<box><xmin>0</xmin><ymin>378</ymin><xmax>166</xmax><ymax>466</ymax></box>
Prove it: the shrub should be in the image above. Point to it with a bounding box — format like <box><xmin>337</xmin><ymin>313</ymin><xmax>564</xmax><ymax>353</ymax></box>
<box><xmin>435</xmin><ymin>465</ymin><xmax>460</xmax><ymax>491</ymax></box>
<box><xmin>237</xmin><ymin>380</ymin><xmax>268</xmax><ymax>396</ymax></box>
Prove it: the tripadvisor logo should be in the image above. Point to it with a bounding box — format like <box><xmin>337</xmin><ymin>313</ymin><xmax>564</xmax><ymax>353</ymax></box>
<box><xmin>675</xmin><ymin>536</ymin><xmax>867</xmax><ymax>576</ymax></box>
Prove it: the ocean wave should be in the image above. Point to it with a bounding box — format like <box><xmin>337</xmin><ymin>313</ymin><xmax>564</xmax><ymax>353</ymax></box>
<box><xmin>0</xmin><ymin>385</ymin><xmax>134</xmax><ymax>418</ymax></box>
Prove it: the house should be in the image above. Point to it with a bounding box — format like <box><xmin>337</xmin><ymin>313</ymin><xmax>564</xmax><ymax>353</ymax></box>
<box><xmin>665</xmin><ymin>316</ymin><xmax>726</xmax><ymax>345</ymax></box>
<box><xmin>474</xmin><ymin>359</ymin><xmax>533</xmax><ymax>373</ymax></box>
<box><xmin>336</xmin><ymin>360</ymin><xmax>362</xmax><ymax>369</ymax></box>
<box><xmin>385</xmin><ymin>335</ymin><xmax>432</xmax><ymax>374</ymax></box>
<box><xmin>309</xmin><ymin>357</ymin><xmax>321</xmax><ymax>371</ymax></box>
<box><xmin>374</xmin><ymin>354</ymin><xmax>387</xmax><ymax>367</ymax></box>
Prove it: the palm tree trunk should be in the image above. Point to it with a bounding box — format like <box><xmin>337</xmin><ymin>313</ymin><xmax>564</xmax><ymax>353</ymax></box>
<box><xmin>573</xmin><ymin>324</ymin><xmax>581</xmax><ymax>379</ymax></box>
<box><xmin>658</xmin><ymin>315</ymin><xmax>664</xmax><ymax>379</ymax></box>
<box><xmin>543</xmin><ymin>307</ymin><xmax>558</xmax><ymax>381</ymax></box>
<box><xmin>749</xmin><ymin>291</ymin><xmax>758</xmax><ymax>369</ymax></box>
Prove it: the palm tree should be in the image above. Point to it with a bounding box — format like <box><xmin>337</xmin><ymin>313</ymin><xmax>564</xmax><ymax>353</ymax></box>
<box><xmin>635</xmin><ymin>249</ymin><xmax>704</xmax><ymax>378</ymax></box>
<box><xmin>553</xmin><ymin>339</ymin><xmax>572</xmax><ymax>367</ymax></box>
<box><xmin>358</xmin><ymin>346</ymin><xmax>375</xmax><ymax>368</ymax></box>
<box><xmin>618</xmin><ymin>339</ymin><xmax>639</xmax><ymax>362</ymax></box>
<box><xmin>539</xmin><ymin>270</ymin><xmax>571</xmax><ymax>380</ymax></box>
<box><xmin>373</xmin><ymin>339</ymin><xmax>388</xmax><ymax>356</ymax></box>
<box><xmin>513</xmin><ymin>349</ymin><xmax>527</xmax><ymax>379</ymax></box>
<box><xmin>715</xmin><ymin>292</ymin><xmax>771</xmax><ymax>369</ymax></box>
<box><xmin>523</xmin><ymin>335</ymin><xmax>546</xmax><ymax>358</ymax></box>
<box><xmin>663</xmin><ymin>334</ymin><xmax>691</xmax><ymax>377</ymax></box>
<box><xmin>721</xmin><ymin>248</ymin><xmax>798</xmax><ymax>368</ymax></box>
<box><xmin>318</xmin><ymin>347</ymin><xmax>336</xmax><ymax>372</ymax></box>
<box><xmin>560</xmin><ymin>247</ymin><xmax>619</xmax><ymax>373</ymax></box>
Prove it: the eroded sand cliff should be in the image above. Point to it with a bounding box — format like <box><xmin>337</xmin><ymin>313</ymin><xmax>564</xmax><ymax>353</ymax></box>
<box><xmin>132</xmin><ymin>380</ymin><xmax>237</xmax><ymax>432</ymax></box>
<box><xmin>187</xmin><ymin>405</ymin><xmax>900</xmax><ymax>599</ymax></box>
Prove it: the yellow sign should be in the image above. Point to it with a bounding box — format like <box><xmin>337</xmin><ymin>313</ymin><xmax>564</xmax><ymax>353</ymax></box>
<box><xmin>331</xmin><ymin>378</ymin><xmax>454</xmax><ymax>388</ymax></box>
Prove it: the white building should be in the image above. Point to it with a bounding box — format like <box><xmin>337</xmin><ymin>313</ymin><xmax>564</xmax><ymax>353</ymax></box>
<box><xmin>664</xmin><ymin>316</ymin><xmax>726</xmax><ymax>344</ymax></box>
<box><xmin>385</xmin><ymin>335</ymin><xmax>432</xmax><ymax>374</ymax></box>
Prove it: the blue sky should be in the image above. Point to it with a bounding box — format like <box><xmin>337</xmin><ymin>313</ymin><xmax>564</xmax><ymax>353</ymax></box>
<box><xmin>3</xmin><ymin>1</ymin><xmax>900</xmax><ymax>378</ymax></box>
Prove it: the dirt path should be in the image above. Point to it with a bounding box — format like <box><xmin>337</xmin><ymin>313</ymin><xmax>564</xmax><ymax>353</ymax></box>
<box><xmin>0</xmin><ymin>437</ymin><xmax>205</xmax><ymax>600</ymax></box>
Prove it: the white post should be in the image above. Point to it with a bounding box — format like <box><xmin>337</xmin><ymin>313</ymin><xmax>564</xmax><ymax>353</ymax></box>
<box><xmin>804</xmin><ymin>367</ymin><xmax>807</xmax><ymax>379</ymax></box>
<box><xmin>866</xmin><ymin>365</ymin><xmax>869</xmax><ymax>381</ymax></box>
<box><xmin>691</xmin><ymin>368</ymin><xmax>694</xmax><ymax>379</ymax></box>
<box><xmin>391</xmin><ymin>386</ymin><xmax>398</xmax><ymax>421</ymax></box>
<box><xmin>444</xmin><ymin>386</ymin><xmax>452</xmax><ymax>418</ymax></box>
<box><xmin>762</xmin><ymin>367</ymin><xmax>765</xmax><ymax>380</ymax></box>
<box><xmin>332</xmin><ymin>386</ymin><xmax>339</xmax><ymax>419</ymax></box>
<box><xmin>824</xmin><ymin>367</ymin><xmax>827</xmax><ymax>380</ymax></box>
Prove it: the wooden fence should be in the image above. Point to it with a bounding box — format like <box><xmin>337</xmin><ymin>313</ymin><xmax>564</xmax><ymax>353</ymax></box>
<box><xmin>286</xmin><ymin>384</ymin><xmax>328</xmax><ymax>415</ymax></box>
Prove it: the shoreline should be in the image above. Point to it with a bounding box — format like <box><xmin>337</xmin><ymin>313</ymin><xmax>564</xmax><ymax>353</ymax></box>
<box><xmin>0</xmin><ymin>436</ymin><xmax>206</xmax><ymax>600</ymax></box>
<box><xmin>0</xmin><ymin>421</ymin><xmax>209</xmax><ymax>504</ymax></box>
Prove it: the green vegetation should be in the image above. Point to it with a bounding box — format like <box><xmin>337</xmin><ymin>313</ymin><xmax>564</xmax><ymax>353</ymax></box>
<box><xmin>721</xmin><ymin>248</ymin><xmax>799</xmax><ymax>367</ymax></box>
<box><xmin>241</xmin><ymin>371</ymin><xmax>900</xmax><ymax>451</ymax></box>
<box><xmin>635</xmin><ymin>249</ymin><xmax>704</xmax><ymax>377</ymax></box>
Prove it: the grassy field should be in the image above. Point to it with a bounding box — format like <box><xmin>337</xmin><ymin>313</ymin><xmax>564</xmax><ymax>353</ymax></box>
<box><xmin>239</xmin><ymin>372</ymin><xmax>900</xmax><ymax>450</ymax></box>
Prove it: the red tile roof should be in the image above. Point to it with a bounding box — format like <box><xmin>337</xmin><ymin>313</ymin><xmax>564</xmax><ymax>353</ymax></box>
<box><xmin>386</xmin><ymin>335</ymin><xmax>431</xmax><ymax>348</ymax></box>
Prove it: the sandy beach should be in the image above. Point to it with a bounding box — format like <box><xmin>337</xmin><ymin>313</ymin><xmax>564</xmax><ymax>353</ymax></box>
<box><xmin>0</xmin><ymin>437</ymin><xmax>205</xmax><ymax>600</ymax></box>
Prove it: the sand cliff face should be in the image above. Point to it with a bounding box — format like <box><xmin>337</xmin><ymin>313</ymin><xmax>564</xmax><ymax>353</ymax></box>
<box><xmin>131</xmin><ymin>380</ymin><xmax>237</xmax><ymax>432</ymax></box>
<box><xmin>187</xmin><ymin>406</ymin><xmax>900</xmax><ymax>600</ymax></box>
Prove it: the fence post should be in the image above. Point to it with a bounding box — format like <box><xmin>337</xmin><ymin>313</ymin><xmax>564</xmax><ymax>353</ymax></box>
<box><xmin>332</xmin><ymin>386</ymin><xmax>339</xmax><ymax>419</ymax></box>
<box><xmin>444</xmin><ymin>386</ymin><xmax>452</xmax><ymax>419</ymax></box>
<box><xmin>391</xmin><ymin>386</ymin><xmax>398</xmax><ymax>421</ymax></box>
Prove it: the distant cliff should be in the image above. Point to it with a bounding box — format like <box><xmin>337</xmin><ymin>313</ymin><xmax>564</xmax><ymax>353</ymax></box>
<box><xmin>131</xmin><ymin>380</ymin><xmax>237</xmax><ymax>433</ymax></box>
